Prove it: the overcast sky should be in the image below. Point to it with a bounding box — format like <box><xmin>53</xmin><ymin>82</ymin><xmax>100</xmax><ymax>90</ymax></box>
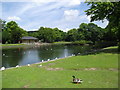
<box><xmin>1</xmin><ymin>0</ymin><xmax>108</xmax><ymax>32</ymax></box>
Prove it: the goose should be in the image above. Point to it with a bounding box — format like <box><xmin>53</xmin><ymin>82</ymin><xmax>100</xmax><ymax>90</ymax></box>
<box><xmin>0</xmin><ymin>67</ymin><xmax>5</xmax><ymax>71</ymax></box>
<box><xmin>38</xmin><ymin>64</ymin><xmax>42</xmax><ymax>67</ymax></box>
<box><xmin>55</xmin><ymin>57</ymin><xmax>58</xmax><ymax>59</ymax></box>
<box><xmin>47</xmin><ymin>59</ymin><xmax>50</xmax><ymax>61</ymax></box>
<box><xmin>16</xmin><ymin>65</ymin><xmax>20</xmax><ymax>68</ymax></box>
<box><xmin>72</xmin><ymin>76</ymin><xmax>83</xmax><ymax>84</ymax></box>
<box><xmin>3</xmin><ymin>54</ymin><xmax>5</xmax><ymax>56</ymax></box>
<box><xmin>27</xmin><ymin>64</ymin><xmax>30</xmax><ymax>66</ymax></box>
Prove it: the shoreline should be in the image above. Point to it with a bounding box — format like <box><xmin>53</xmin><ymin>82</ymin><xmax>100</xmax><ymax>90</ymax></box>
<box><xmin>1</xmin><ymin>43</ymin><xmax>51</xmax><ymax>49</ymax></box>
<box><xmin>1</xmin><ymin>46</ymin><xmax>118</xmax><ymax>70</ymax></box>
<box><xmin>2</xmin><ymin>55</ymin><xmax>73</xmax><ymax>70</ymax></box>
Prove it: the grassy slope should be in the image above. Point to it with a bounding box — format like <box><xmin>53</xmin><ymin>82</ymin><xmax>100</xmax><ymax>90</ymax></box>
<box><xmin>2</xmin><ymin>46</ymin><xmax>118</xmax><ymax>88</ymax></box>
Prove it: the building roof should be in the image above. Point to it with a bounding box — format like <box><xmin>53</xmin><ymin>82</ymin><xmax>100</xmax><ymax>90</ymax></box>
<box><xmin>22</xmin><ymin>36</ymin><xmax>38</xmax><ymax>40</ymax></box>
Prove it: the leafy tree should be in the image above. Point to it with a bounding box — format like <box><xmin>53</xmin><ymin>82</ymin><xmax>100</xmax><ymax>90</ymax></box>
<box><xmin>53</xmin><ymin>28</ymin><xmax>66</xmax><ymax>42</ymax></box>
<box><xmin>85</xmin><ymin>2</ymin><xmax>120</xmax><ymax>41</ymax></box>
<box><xmin>66</xmin><ymin>28</ymin><xmax>79</xmax><ymax>41</ymax></box>
<box><xmin>2</xmin><ymin>21</ymin><xmax>28</xmax><ymax>44</ymax></box>
<box><xmin>37</xmin><ymin>27</ymin><xmax>66</xmax><ymax>43</ymax></box>
<box><xmin>2</xmin><ymin>30</ymin><xmax>11</xmax><ymax>44</ymax></box>
<box><xmin>28</xmin><ymin>31</ymin><xmax>39</xmax><ymax>38</ymax></box>
<box><xmin>78</xmin><ymin>23</ymin><xmax>104</xmax><ymax>44</ymax></box>
<box><xmin>38</xmin><ymin>27</ymin><xmax>56</xmax><ymax>43</ymax></box>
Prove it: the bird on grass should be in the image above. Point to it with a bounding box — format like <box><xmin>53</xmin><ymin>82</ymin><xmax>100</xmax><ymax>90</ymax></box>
<box><xmin>72</xmin><ymin>76</ymin><xmax>83</xmax><ymax>84</ymax></box>
<box><xmin>47</xmin><ymin>59</ymin><xmax>50</xmax><ymax>61</ymax></box>
<box><xmin>16</xmin><ymin>65</ymin><xmax>20</xmax><ymax>68</ymax></box>
<box><xmin>0</xmin><ymin>67</ymin><xmax>5</xmax><ymax>71</ymax></box>
<box><xmin>38</xmin><ymin>64</ymin><xmax>42</xmax><ymax>67</ymax></box>
<box><xmin>27</xmin><ymin>64</ymin><xmax>30</xmax><ymax>66</ymax></box>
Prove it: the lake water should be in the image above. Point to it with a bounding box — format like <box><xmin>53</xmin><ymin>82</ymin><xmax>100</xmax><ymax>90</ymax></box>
<box><xmin>2</xmin><ymin>44</ymin><xmax>93</xmax><ymax>68</ymax></box>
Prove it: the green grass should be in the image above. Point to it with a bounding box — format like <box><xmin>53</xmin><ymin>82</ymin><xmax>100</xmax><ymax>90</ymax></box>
<box><xmin>53</xmin><ymin>41</ymin><xmax>72</xmax><ymax>44</ymax></box>
<box><xmin>1</xmin><ymin>44</ymin><xmax>33</xmax><ymax>49</ymax></box>
<box><xmin>103</xmin><ymin>46</ymin><xmax>118</xmax><ymax>49</ymax></box>
<box><xmin>1</xmin><ymin>44</ymin><xmax>25</xmax><ymax>46</ymax></box>
<box><xmin>2</xmin><ymin>46</ymin><xmax>118</xmax><ymax>88</ymax></box>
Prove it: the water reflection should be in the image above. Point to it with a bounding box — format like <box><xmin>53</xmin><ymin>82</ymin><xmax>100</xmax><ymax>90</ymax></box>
<box><xmin>2</xmin><ymin>44</ymin><xmax>92</xmax><ymax>68</ymax></box>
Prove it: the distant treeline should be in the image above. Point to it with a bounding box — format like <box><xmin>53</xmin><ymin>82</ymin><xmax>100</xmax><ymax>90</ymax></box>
<box><xmin>0</xmin><ymin>19</ymin><xmax>118</xmax><ymax>45</ymax></box>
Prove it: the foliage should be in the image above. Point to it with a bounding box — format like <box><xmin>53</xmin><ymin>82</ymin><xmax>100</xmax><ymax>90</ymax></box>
<box><xmin>38</xmin><ymin>27</ymin><xmax>66</xmax><ymax>43</ymax></box>
<box><xmin>28</xmin><ymin>31</ymin><xmax>39</xmax><ymax>38</ymax></box>
<box><xmin>66</xmin><ymin>23</ymin><xmax>105</xmax><ymax>44</ymax></box>
<box><xmin>85</xmin><ymin>2</ymin><xmax>120</xmax><ymax>41</ymax></box>
<box><xmin>2</xmin><ymin>20</ymin><xmax>28</xmax><ymax>44</ymax></box>
<box><xmin>66</xmin><ymin>28</ymin><xmax>79</xmax><ymax>41</ymax></box>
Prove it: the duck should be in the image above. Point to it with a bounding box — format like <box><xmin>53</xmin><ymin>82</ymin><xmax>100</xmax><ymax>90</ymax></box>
<box><xmin>38</xmin><ymin>64</ymin><xmax>42</xmax><ymax>67</ymax></box>
<box><xmin>0</xmin><ymin>67</ymin><xmax>5</xmax><ymax>71</ymax></box>
<box><xmin>27</xmin><ymin>64</ymin><xmax>30</xmax><ymax>66</ymax></box>
<box><xmin>72</xmin><ymin>76</ymin><xmax>83</xmax><ymax>84</ymax></box>
<box><xmin>3</xmin><ymin>54</ymin><xmax>5</xmax><ymax>56</ymax></box>
<box><xmin>16</xmin><ymin>65</ymin><xmax>20</xmax><ymax>68</ymax></box>
<box><xmin>55</xmin><ymin>57</ymin><xmax>58</xmax><ymax>59</ymax></box>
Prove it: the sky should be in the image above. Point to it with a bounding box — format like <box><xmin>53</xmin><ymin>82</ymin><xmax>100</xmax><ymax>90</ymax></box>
<box><xmin>1</xmin><ymin>0</ymin><xmax>109</xmax><ymax>32</ymax></box>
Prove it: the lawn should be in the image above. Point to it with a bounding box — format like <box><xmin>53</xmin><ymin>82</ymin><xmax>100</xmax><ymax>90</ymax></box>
<box><xmin>1</xmin><ymin>46</ymin><xmax>118</xmax><ymax>88</ymax></box>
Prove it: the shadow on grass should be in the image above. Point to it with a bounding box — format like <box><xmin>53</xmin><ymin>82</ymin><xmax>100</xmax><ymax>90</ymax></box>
<box><xmin>69</xmin><ymin>81</ymin><xmax>82</xmax><ymax>85</ymax></box>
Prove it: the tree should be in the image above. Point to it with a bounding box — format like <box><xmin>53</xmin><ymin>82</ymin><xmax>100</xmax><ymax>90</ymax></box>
<box><xmin>38</xmin><ymin>27</ymin><xmax>57</xmax><ymax>43</ymax></box>
<box><xmin>53</xmin><ymin>28</ymin><xmax>66</xmax><ymax>42</ymax></box>
<box><xmin>66</xmin><ymin>28</ymin><xmax>79</xmax><ymax>41</ymax></box>
<box><xmin>28</xmin><ymin>31</ymin><xmax>39</xmax><ymax>38</ymax></box>
<box><xmin>2</xmin><ymin>21</ymin><xmax>28</xmax><ymax>44</ymax></box>
<box><xmin>78</xmin><ymin>23</ymin><xmax>105</xmax><ymax>44</ymax></box>
<box><xmin>85</xmin><ymin>2</ymin><xmax>120</xmax><ymax>41</ymax></box>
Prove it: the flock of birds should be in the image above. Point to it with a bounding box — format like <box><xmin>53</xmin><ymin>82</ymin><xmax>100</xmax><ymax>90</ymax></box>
<box><xmin>0</xmin><ymin>63</ymin><xmax>32</xmax><ymax>71</ymax></box>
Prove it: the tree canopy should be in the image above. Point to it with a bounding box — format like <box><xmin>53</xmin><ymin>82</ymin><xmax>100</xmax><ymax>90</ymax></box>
<box><xmin>85</xmin><ymin>2</ymin><xmax>120</xmax><ymax>41</ymax></box>
<box><xmin>2</xmin><ymin>20</ymin><xmax>28</xmax><ymax>44</ymax></box>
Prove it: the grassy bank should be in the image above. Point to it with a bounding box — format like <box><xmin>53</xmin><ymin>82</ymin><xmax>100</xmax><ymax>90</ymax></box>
<box><xmin>53</xmin><ymin>41</ymin><xmax>72</xmax><ymax>44</ymax></box>
<box><xmin>2</xmin><ymin>46</ymin><xmax>118</xmax><ymax>88</ymax></box>
<box><xmin>1</xmin><ymin>43</ymin><xmax>50</xmax><ymax>49</ymax></box>
<box><xmin>1</xmin><ymin>44</ymin><xmax>25</xmax><ymax>46</ymax></box>
<box><xmin>1</xmin><ymin>44</ymin><xmax>30</xmax><ymax>49</ymax></box>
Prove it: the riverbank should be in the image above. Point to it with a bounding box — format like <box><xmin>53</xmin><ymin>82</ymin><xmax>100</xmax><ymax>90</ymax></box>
<box><xmin>2</xmin><ymin>46</ymin><xmax>118</xmax><ymax>88</ymax></box>
<box><xmin>1</xmin><ymin>43</ymin><xmax>51</xmax><ymax>49</ymax></box>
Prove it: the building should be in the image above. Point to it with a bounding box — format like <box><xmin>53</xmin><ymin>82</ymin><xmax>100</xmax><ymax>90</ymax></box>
<box><xmin>21</xmin><ymin>36</ymin><xmax>38</xmax><ymax>44</ymax></box>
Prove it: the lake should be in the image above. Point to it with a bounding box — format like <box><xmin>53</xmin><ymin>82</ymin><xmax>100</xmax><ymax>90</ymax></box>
<box><xmin>2</xmin><ymin>44</ymin><xmax>93</xmax><ymax>68</ymax></box>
